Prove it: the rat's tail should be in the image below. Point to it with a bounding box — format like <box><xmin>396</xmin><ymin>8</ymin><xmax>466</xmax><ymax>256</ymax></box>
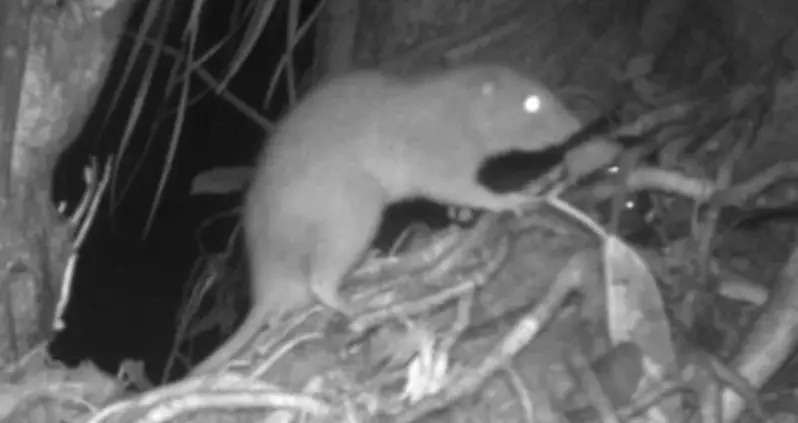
<box><xmin>187</xmin><ymin>277</ymin><xmax>312</xmax><ymax>376</ymax></box>
<box><xmin>187</xmin><ymin>302</ymin><xmax>273</xmax><ymax>376</ymax></box>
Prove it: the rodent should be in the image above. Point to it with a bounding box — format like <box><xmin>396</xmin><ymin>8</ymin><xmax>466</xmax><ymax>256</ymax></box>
<box><xmin>189</xmin><ymin>64</ymin><xmax>596</xmax><ymax>376</ymax></box>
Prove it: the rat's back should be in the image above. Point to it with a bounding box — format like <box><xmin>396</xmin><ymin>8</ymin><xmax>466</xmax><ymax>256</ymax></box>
<box><xmin>254</xmin><ymin>70</ymin><xmax>395</xmax><ymax>194</ymax></box>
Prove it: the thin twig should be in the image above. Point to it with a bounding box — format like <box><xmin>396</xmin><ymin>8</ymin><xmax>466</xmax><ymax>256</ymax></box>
<box><xmin>501</xmin><ymin>363</ymin><xmax>534</xmax><ymax>423</ymax></box>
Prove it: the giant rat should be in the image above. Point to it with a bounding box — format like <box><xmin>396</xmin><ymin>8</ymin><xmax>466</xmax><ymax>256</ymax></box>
<box><xmin>189</xmin><ymin>64</ymin><xmax>611</xmax><ymax>375</ymax></box>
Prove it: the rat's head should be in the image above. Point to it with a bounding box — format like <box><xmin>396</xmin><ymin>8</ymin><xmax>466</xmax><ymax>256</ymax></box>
<box><xmin>465</xmin><ymin>64</ymin><xmax>582</xmax><ymax>153</ymax></box>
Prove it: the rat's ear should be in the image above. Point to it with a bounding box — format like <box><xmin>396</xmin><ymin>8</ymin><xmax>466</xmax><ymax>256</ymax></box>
<box><xmin>475</xmin><ymin>70</ymin><xmax>501</xmax><ymax>98</ymax></box>
<box><xmin>459</xmin><ymin>65</ymin><xmax>502</xmax><ymax>98</ymax></box>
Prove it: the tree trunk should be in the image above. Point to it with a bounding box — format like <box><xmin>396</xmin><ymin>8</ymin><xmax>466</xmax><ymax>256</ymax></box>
<box><xmin>0</xmin><ymin>0</ymin><xmax>134</xmax><ymax>366</ymax></box>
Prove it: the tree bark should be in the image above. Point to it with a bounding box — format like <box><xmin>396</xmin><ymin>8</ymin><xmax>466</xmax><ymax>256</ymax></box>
<box><xmin>0</xmin><ymin>0</ymin><xmax>134</xmax><ymax>365</ymax></box>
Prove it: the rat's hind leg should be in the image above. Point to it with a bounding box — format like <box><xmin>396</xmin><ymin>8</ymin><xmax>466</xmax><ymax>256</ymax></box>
<box><xmin>306</xmin><ymin>190</ymin><xmax>385</xmax><ymax>317</ymax></box>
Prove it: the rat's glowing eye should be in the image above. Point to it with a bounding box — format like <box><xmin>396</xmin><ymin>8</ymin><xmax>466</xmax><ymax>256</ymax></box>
<box><xmin>524</xmin><ymin>95</ymin><xmax>541</xmax><ymax>114</ymax></box>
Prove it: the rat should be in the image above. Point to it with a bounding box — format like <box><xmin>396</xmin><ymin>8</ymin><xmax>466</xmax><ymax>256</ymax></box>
<box><xmin>189</xmin><ymin>64</ymin><xmax>594</xmax><ymax>376</ymax></box>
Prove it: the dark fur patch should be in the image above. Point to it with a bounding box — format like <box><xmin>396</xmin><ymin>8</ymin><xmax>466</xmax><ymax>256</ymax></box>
<box><xmin>476</xmin><ymin>109</ymin><xmax>645</xmax><ymax>194</ymax></box>
<box><xmin>474</xmin><ymin>116</ymin><xmax>605</xmax><ymax>193</ymax></box>
<box><xmin>476</xmin><ymin>147</ymin><xmax>567</xmax><ymax>193</ymax></box>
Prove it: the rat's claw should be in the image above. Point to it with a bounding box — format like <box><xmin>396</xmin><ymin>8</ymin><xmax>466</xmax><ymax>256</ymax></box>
<box><xmin>447</xmin><ymin>206</ymin><xmax>475</xmax><ymax>223</ymax></box>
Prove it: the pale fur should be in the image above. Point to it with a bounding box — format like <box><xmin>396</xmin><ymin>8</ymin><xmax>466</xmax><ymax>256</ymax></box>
<box><xmin>189</xmin><ymin>64</ymin><xmax>583</xmax><ymax>375</ymax></box>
